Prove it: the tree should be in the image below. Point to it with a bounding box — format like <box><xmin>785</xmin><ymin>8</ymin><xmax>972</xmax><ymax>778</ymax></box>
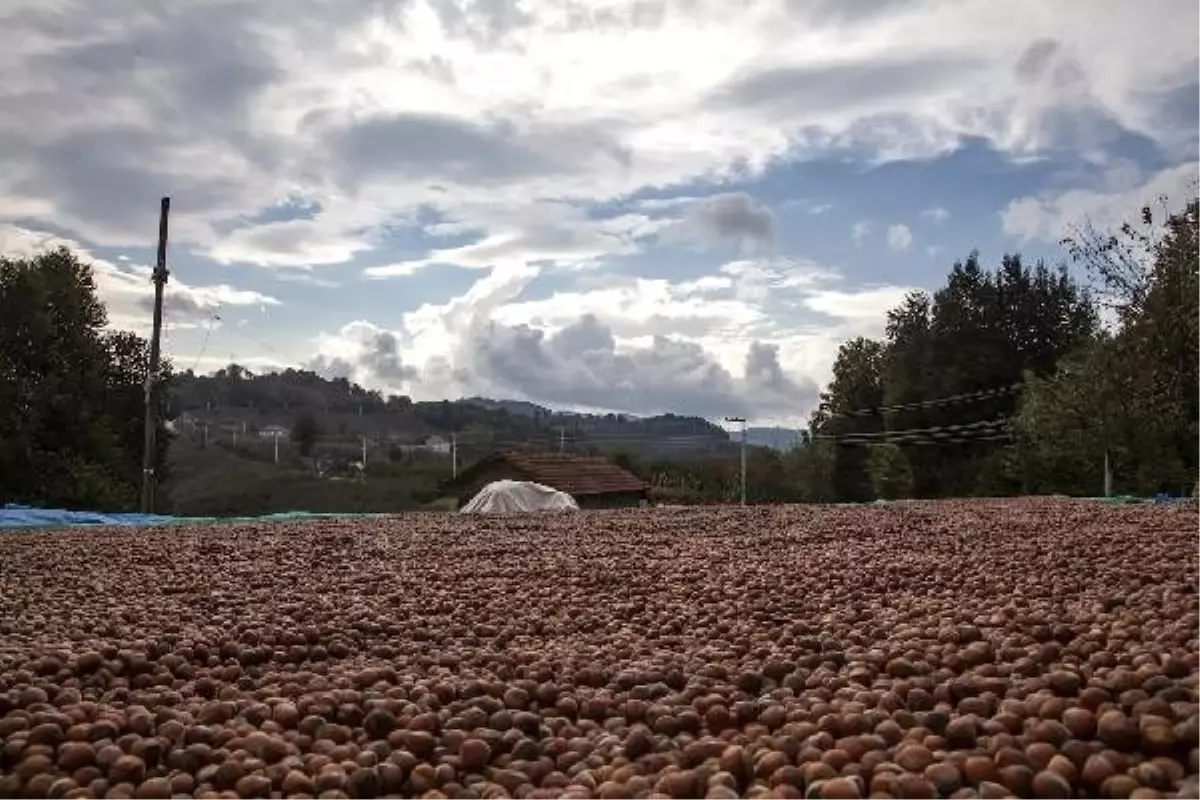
<box><xmin>1036</xmin><ymin>195</ymin><xmax>1200</xmax><ymax>495</ymax></box>
<box><xmin>291</xmin><ymin>412</ymin><xmax>321</xmax><ymax>457</ymax></box>
<box><xmin>0</xmin><ymin>247</ymin><xmax>171</xmax><ymax>510</ymax></box>
<box><xmin>791</xmin><ymin>436</ymin><xmax>836</xmax><ymax>502</ymax></box>
<box><xmin>810</xmin><ymin>337</ymin><xmax>886</xmax><ymax>502</ymax></box>
<box><xmin>1059</xmin><ymin>196</ymin><xmax>1185</xmax><ymax>324</ymax></box>
<box><xmin>871</xmin><ymin>252</ymin><xmax>1097</xmax><ymax>497</ymax></box>
<box><xmin>866</xmin><ymin>443</ymin><xmax>913</xmax><ymax>500</ymax></box>
<box><xmin>609</xmin><ymin>449</ymin><xmax>643</xmax><ymax>476</ymax></box>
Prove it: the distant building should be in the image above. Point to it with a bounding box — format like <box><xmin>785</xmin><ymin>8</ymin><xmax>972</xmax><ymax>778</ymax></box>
<box><xmin>442</xmin><ymin>451</ymin><xmax>649</xmax><ymax>510</ymax></box>
<box><xmin>423</xmin><ymin>435</ymin><xmax>451</xmax><ymax>454</ymax></box>
<box><xmin>259</xmin><ymin>424</ymin><xmax>289</xmax><ymax>439</ymax></box>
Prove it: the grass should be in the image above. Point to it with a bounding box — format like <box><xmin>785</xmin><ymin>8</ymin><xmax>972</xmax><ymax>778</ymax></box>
<box><xmin>160</xmin><ymin>435</ymin><xmax>444</xmax><ymax>517</ymax></box>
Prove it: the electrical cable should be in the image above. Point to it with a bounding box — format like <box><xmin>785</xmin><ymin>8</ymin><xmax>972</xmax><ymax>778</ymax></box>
<box><xmin>827</xmin><ymin>432</ymin><xmax>1014</xmax><ymax>447</ymax></box>
<box><xmin>824</xmin><ymin>383</ymin><xmax>1022</xmax><ymax>419</ymax></box>
<box><xmin>813</xmin><ymin>418</ymin><xmax>1011</xmax><ymax>444</ymax></box>
<box><xmin>189</xmin><ymin>307</ymin><xmax>223</xmax><ymax>374</ymax></box>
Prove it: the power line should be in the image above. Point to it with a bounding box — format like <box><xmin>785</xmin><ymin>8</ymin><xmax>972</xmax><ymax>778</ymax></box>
<box><xmin>814</xmin><ymin>418</ymin><xmax>1011</xmax><ymax>443</ymax></box>
<box><xmin>825</xmin><ymin>383</ymin><xmax>1022</xmax><ymax>419</ymax></box>
<box><xmin>828</xmin><ymin>431</ymin><xmax>1013</xmax><ymax>447</ymax></box>
<box><xmin>189</xmin><ymin>307</ymin><xmax>222</xmax><ymax>373</ymax></box>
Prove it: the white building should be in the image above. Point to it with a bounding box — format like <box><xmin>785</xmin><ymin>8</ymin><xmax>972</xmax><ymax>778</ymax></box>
<box><xmin>424</xmin><ymin>435</ymin><xmax>451</xmax><ymax>454</ymax></box>
<box><xmin>259</xmin><ymin>424</ymin><xmax>289</xmax><ymax>439</ymax></box>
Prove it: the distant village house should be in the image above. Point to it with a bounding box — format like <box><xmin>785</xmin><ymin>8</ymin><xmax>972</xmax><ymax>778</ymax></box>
<box><xmin>258</xmin><ymin>424</ymin><xmax>289</xmax><ymax>439</ymax></box>
<box><xmin>442</xmin><ymin>451</ymin><xmax>648</xmax><ymax>510</ymax></box>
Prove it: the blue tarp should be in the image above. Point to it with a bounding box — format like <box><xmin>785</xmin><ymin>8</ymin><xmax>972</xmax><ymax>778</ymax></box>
<box><xmin>0</xmin><ymin>503</ymin><xmax>389</xmax><ymax>530</ymax></box>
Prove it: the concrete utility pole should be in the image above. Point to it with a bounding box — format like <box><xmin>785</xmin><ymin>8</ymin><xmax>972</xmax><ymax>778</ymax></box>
<box><xmin>273</xmin><ymin>430</ymin><xmax>280</xmax><ymax>464</ymax></box>
<box><xmin>559</xmin><ymin>427</ymin><xmax>565</xmax><ymax>452</ymax></box>
<box><xmin>140</xmin><ymin>197</ymin><xmax>170</xmax><ymax>514</ymax></box>
<box><xmin>725</xmin><ymin>416</ymin><xmax>747</xmax><ymax>506</ymax></box>
<box><xmin>451</xmin><ymin>433</ymin><xmax>458</xmax><ymax>479</ymax></box>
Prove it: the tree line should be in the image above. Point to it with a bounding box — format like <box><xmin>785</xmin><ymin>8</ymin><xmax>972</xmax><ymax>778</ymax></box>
<box><xmin>789</xmin><ymin>196</ymin><xmax>1198</xmax><ymax>502</ymax></box>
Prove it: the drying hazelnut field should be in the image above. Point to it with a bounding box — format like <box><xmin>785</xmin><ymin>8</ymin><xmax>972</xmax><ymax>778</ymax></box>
<box><xmin>1</xmin><ymin>498</ymin><xmax>1197</xmax><ymax>800</ymax></box>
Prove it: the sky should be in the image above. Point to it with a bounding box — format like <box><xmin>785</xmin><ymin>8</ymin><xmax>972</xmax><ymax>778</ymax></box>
<box><xmin>1</xmin><ymin>0</ymin><xmax>1197</xmax><ymax>428</ymax></box>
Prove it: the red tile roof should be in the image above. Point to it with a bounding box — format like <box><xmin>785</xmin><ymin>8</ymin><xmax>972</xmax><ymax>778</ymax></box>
<box><xmin>451</xmin><ymin>450</ymin><xmax>648</xmax><ymax>497</ymax></box>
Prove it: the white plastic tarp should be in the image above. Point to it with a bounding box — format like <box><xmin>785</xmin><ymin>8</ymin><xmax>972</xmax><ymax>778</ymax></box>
<box><xmin>459</xmin><ymin>480</ymin><xmax>579</xmax><ymax>514</ymax></box>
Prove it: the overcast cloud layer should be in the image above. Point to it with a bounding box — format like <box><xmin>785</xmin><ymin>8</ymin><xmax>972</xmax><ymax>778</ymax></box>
<box><xmin>1</xmin><ymin>0</ymin><xmax>1196</xmax><ymax>426</ymax></box>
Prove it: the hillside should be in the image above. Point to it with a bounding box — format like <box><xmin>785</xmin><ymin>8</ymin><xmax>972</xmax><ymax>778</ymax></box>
<box><xmin>168</xmin><ymin>365</ymin><xmax>739</xmax><ymax>460</ymax></box>
<box><xmin>161</xmin><ymin>365</ymin><xmax>751</xmax><ymax>515</ymax></box>
<box><xmin>744</xmin><ymin>426</ymin><xmax>802</xmax><ymax>450</ymax></box>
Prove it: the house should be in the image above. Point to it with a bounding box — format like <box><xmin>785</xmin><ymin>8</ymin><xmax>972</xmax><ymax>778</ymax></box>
<box><xmin>423</xmin><ymin>435</ymin><xmax>451</xmax><ymax>454</ymax></box>
<box><xmin>258</xmin><ymin>424</ymin><xmax>289</xmax><ymax>439</ymax></box>
<box><xmin>443</xmin><ymin>451</ymin><xmax>649</xmax><ymax>510</ymax></box>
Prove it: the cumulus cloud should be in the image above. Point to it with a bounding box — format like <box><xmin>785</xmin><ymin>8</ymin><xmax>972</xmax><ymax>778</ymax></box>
<box><xmin>887</xmin><ymin>223</ymin><xmax>913</xmax><ymax>251</ymax></box>
<box><xmin>308</xmin><ymin>258</ymin><xmax>918</xmax><ymax>424</ymax></box>
<box><xmin>921</xmin><ymin>207</ymin><xmax>950</xmax><ymax>223</ymax></box>
<box><xmin>468</xmin><ymin>314</ymin><xmax>814</xmax><ymax>418</ymax></box>
<box><xmin>310</xmin><ymin>321</ymin><xmax>419</xmax><ymax>384</ymax></box>
<box><xmin>319</xmin><ymin>312</ymin><xmax>817</xmax><ymax>420</ymax></box>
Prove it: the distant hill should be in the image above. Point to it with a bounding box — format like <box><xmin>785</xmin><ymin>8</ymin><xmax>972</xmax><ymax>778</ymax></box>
<box><xmin>744</xmin><ymin>426</ymin><xmax>803</xmax><ymax>451</ymax></box>
<box><xmin>460</xmin><ymin>396</ymin><xmax>552</xmax><ymax>418</ymax></box>
<box><xmin>167</xmin><ymin>365</ymin><xmax>739</xmax><ymax>465</ymax></box>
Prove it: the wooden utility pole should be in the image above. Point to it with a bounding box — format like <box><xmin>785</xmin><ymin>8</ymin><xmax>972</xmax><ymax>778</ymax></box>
<box><xmin>140</xmin><ymin>197</ymin><xmax>171</xmax><ymax>514</ymax></box>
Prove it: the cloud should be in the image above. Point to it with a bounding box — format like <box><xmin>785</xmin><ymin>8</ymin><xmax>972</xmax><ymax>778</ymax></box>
<box><xmin>852</xmin><ymin>221</ymin><xmax>871</xmax><ymax>246</ymax></box>
<box><xmin>467</xmin><ymin>314</ymin><xmax>816</xmax><ymax>419</ymax></box>
<box><xmin>887</xmin><ymin>223</ymin><xmax>913</xmax><ymax>251</ymax></box>
<box><xmin>367</xmin><ymin>192</ymin><xmax>776</xmax><ymax>278</ymax></box>
<box><xmin>1000</xmin><ymin>161</ymin><xmax>1198</xmax><ymax>242</ymax></box>
<box><xmin>921</xmin><ymin>207</ymin><xmax>950</xmax><ymax>223</ymax></box>
<box><xmin>803</xmin><ymin>286</ymin><xmax>915</xmax><ymax>322</ymax></box>
<box><xmin>0</xmin><ymin>223</ymin><xmax>280</xmax><ymax>332</ymax></box>
<box><xmin>658</xmin><ymin>192</ymin><xmax>776</xmax><ymax>252</ymax></box>
<box><xmin>0</xmin><ymin>0</ymin><xmax>1194</xmax><ymax>274</ymax></box>
<box><xmin>365</xmin><ymin>202</ymin><xmax>664</xmax><ymax>277</ymax></box>
<box><xmin>310</xmin><ymin>321</ymin><xmax>419</xmax><ymax>384</ymax></box>
<box><xmin>209</xmin><ymin>217</ymin><xmax>376</xmax><ymax>268</ymax></box>
<box><xmin>309</xmin><ymin>258</ymin><xmax>918</xmax><ymax>424</ymax></box>
<box><xmin>1</xmin><ymin>0</ymin><xmax>1196</xmax><ymax>425</ymax></box>
<box><xmin>709</xmin><ymin>52</ymin><xmax>984</xmax><ymax>127</ymax></box>
<box><xmin>780</xmin><ymin>198</ymin><xmax>833</xmax><ymax>215</ymax></box>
